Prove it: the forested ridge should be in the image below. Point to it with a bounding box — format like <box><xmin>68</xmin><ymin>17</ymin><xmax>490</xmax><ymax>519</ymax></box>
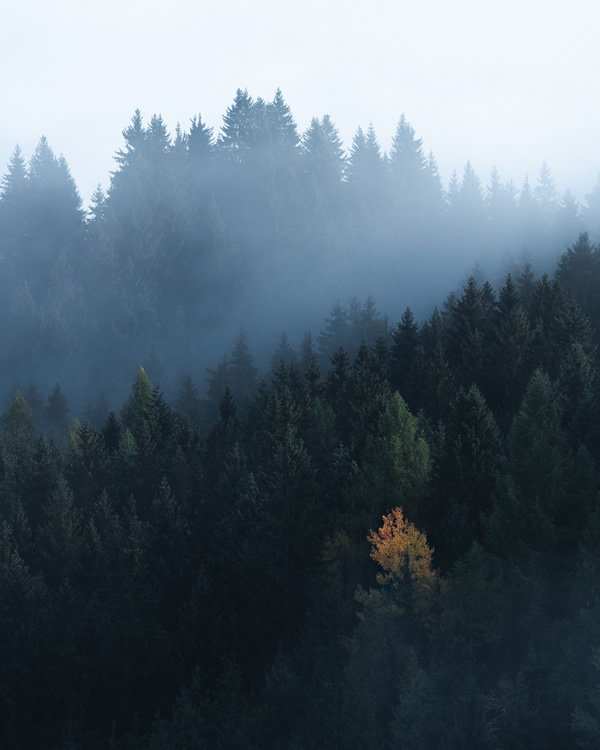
<box><xmin>3</xmin><ymin>90</ymin><xmax>600</xmax><ymax>748</ymax></box>
<box><xmin>1</xmin><ymin>88</ymin><xmax>600</xmax><ymax>407</ymax></box>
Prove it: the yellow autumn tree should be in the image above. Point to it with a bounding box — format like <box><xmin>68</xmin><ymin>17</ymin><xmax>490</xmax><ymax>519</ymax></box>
<box><xmin>366</xmin><ymin>506</ymin><xmax>437</xmax><ymax>617</ymax></box>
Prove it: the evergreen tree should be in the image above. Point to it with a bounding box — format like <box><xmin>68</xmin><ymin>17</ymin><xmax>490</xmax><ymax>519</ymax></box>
<box><xmin>535</xmin><ymin>160</ymin><xmax>559</xmax><ymax>222</ymax></box>
<box><xmin>388</xmin><ymin>114</ymin><xmax>428</xmax><ymax>225</ymax></box>
<box><xmin>390</xmin><ymin>307</ymin><xmax>419</xmax><ymax>405</ymax></box>
<box><xmin>427</xmin><ymin>385</ymin><xmax>503</xmax><ymax>564</ymax></box>
<box><xmin>388</xmin><ymin>114</ymin><xmax>426</xmax><ymax>191</ymax></box>
<box><xmin>444</xmin><ymin>276</ymin><xmax>492</xmax><ymax>386</ymax></box>
<box><xmin>346</xmin><ymin>123</ymin><xmax>387</xmax><ymax>208</ymax></box>
<box><xmin>174</xmin><ymin>374</ymin><xmax>203</xmax><ymax>426</ymax></box>
<box><xmin>43</xmin><ymin>383</ymin><xmax>71</xmax><ymax>444</ymax></box>
<box><xmin>217</xmin><ymin>88</ymin><xmax>259</xmax><ymax>164</ymax></box>
<box><xmin>489</xmin><ymin>273</ymin><xmax>531</xmax><ymax>418</ymax></box>
<box><xmin>318</xmin><ymin>299</ymin><xmax>351</xmax><ymax>363</ymax></box>
<box><xmin>555</xmin><ymin>189</ymin><xmax>583</xmax><ymax>247</ymax></box>
<box><xmin>518</xmin><ymin>176</ymin><xmax>543</xmax><ymax>256</ymax></box>
<box><xmin>65</xmin><ymin>418</ymin><xmax>106</xmax><ymax>511</ymax></box>
<box><xmin>555</xmin><ymin>232</ymin><xmax>600</xmax><ymax>335</ymax></box>
<box><xmin>302</xmin><ymin>115</ymin><xmax>346</xmax><ymax>192</ymax></box>
<box><xmin>1</xmin><ymin>391</ymin><xmax>34</xmax><ymax>457</ymax></box>
<box><xmin>228</xmin><ymin>332</ymin><xmax>258</xmax><ymax>410</ymax></box>
<box><xmin>1</xmin><ymin>138</ymin><xmax>83</xmax><ymax>306</ymax></box>
<box><xmin>102</xmin><ymin>410</ymin><xmax>121</xmax><ymax>454</ymax></box>
<box><xmin>486</xmin><ymin>370</ymin><xmax>573</xmax><ymax>563</ymax></box>
<box><xmin>0</xmin><ymin>146</ymin><xmax>29</xmax><ymax>295</ymax></box>
<box><xmin>486</xmin><ymin>166</ymin><xmax>519</xmax><ymax>251</ymax></box>
<box><xmin>187</xmin><ymin>113</ymin><xmax>214</xmax><ymax>175</ymax></box>
<box><xmin>39</xmin><ymin>476</ymin><xmax>82</xmax><ymax>588</ymax></box>
<box><xmin>265</xmin><ymin>87</ymin><xmax>300</xmax><ymax>160</ymax></box>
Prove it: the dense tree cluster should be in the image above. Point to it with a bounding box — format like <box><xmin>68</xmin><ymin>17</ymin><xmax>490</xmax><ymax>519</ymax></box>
<box><xmin>2</xmin><ymin>231</ymin><xmax>600</xmax><ymax>746</ymax></box>
<box><xmin>4</xmin><ymin>90</ymin><xmax>600</xmax><ymax>746</ymax></box>
<box><xmin>1</xmin><ymin>89</ymin><xmax>600</xmax><ymax>408</ymax></box>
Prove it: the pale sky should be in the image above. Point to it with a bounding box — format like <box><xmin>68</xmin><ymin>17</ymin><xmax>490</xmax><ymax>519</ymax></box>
<box><xmin>2</xmin><ymin>0</ymin><xmax>599</xmax><ymax>205</ymax></box>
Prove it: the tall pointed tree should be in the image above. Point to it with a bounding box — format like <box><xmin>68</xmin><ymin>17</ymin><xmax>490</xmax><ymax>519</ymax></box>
<box><xmin>302</xmin><ymin>114</ymin><xmax>346</xmax><ymax>192</ymax></box>
<box><xmin>217</xmin><ymin>88</ymin><xmax>258</xmax><ymax>164</ymax></box>
<box><xmin>534</xmin><ymin>160</ymin><xmax>558</xmax><ymax>222</ymax></box>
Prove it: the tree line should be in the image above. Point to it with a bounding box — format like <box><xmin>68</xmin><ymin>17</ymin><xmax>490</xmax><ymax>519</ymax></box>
<box><xmin>3</xmin><ymin>230</ymin><xmax>600</xmax><ymax>746</ymax></box>
<box><xmin>1</xmin><ymin>88</ymin><xmax>600</xmax><ymax>408</ymax></box>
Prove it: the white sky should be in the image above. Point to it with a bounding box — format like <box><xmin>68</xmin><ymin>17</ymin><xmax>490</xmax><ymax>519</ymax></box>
<box><xmin>2</xmin><ymin>0</ymin><xmax>599</xmax><ymax>205</ymax></box>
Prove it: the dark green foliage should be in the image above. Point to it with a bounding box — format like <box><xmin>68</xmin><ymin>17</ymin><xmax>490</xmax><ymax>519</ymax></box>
<box><xmin>43</xmin><ymin>383</ymin><xmax>71</xmax><ymax>444</ymax></box>
<box><xmin>65</xmin><ymin>418</ymin><xmax>106</xmax><ymax>511</ymax></box>
<box><xmin>390</xmin><ymin>306</ymin><xmax>420</xmax><ymax>404</ymax></box>
<box><xmin>556</xmin><ymin>233</ymin><xmax>600</xmax><ymax>344</ymax></box>
<box><xmin>427</xmin><ymin>385</ymin><xmax>503</xmax><ymax>565</ymax></box>
<box><xmin>318</xmin><ymin>299</ymin><xmax>351</xmax><ymax>362</ymax></box>
<box><xmin>529</xmin><ymin>274</ymin><xmax>593</xmax><ymax>380</ymax></box>
<box><xmin>174</xmin><ymin>374</ymin><xmax>203</xmax><ymax>426</ymax></box>
<box><xmin>2</xmin><ymin>94</ymin><xmax>600</xmax><ymax>748</ymax></box>
<box><xmin>0</xmin><ymin>523</ymin><xmax>54</xmax><ymax>746</ymax></box>
<box><xmin>485</xmin><ymin>369</ymin><xmax>577</xmax><ymax>566</ymax></box>
<box><xmin>102</xmin><ymin>410</ymin><xmax>121</xmax><ymax>453</ymax></box>
<box><xmin>489</xmin><ymin>274</ymin><xmax>531</xmax><ymax>420</ymax></box>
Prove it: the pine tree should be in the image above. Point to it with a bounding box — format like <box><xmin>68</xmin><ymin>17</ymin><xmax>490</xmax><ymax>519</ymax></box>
<box><xmin>228</xmin><ymin>332</ymin><xmax>258</xmax><ymax>410</ymax></box>
<box><xmin>489</xmin><ymin>274</ymin><xmax>531</xmax><ymax>418</ymax></box>
<box><xmin>265</xmin><ymin>88</ymin><xmax>300</xmax><ymax>160</ymax></box>
<box><xmin>486</xmin><ymin>370</ymin><xmax>572</xmax><ymax>562</ymax></box>
<box><xmin>389</xmin><ymin>114</ymin><xmax>426</xmax><ymax>190</ymax></box>
<box><xmin>0</xmin><ymin>146</ymin><xmax>29</xmax><ymax>286</ymax></box>
<box><xmin>270</xmin><ymin>332</ymin><xmax>297</xmax><ymax>376</ymax></box>
<box><xmin>302</xmin><ymin>115</ymin><xmax>346</xmax><ymax>191</ymax></box>
<box><xmin>534</xmin><ymin>160</ymin><xmax>558</xmax><ymax>222</ymax></box>
<box><xmin>555</xmin><ymin>189</ymin><xmax>583</xmax><ymax>247</ymax></box>
<box><xmin>217</xmin><ymin>88</ymin><xmax>258</xmax><ymax>164</ymax></box>
<box><xmin>555</xmin><ymin>232</ymin><xmax>600</xmax><ymax>334</ymax></box>
<box><xmin>2</xmin><ymin>138</ymin><xmax>83</xmax><ymax>305</ymax></box>
<box><xmin>43</xmin><ymin>383</ymin><xmax>71</xmax><ymax>444</ymax></box>
<box><xmin>65</xmin><ymin>419</ymin><xmax>106</xmax><ymax>511</ymax></box>
<box><xmin>388</xmin><ymin>114</ymin><xmax>427</xmax><ymax>224</ymax></box>
<box><xmin>114</xmin><ymin>109</ymin><xmax>146</xmax><ymax>170</ymax></box>
<box><xmin>187</xmin><ymin>114</ymin><xmax>214</xmax><ymax>173</ymax></box>
<box><xmin>346</xmin><ymin>124</ymin><xmax>386</xmax><ymax>205</ymax></box>
<box><xmin>529</xmin><ymin>274</ymin><xmax>594</xmax><ymax>378</ymax></box>
<box><xmin>428</xmin><ymin>385</ymin><xmax>503</xmax><ymax>563</ymax></box>
<box><xmin>518</xmin><ymin>176</ymin><xmax>543</xmax><ymax>256</ymax></box>
<box><xmin>349</xmin><ymin>393</ymin><xmax>430</xmax><ymax>530</ymax></box>
<box><xmin>102</xmin><ymin>411</ymin><xmax>121</xmax><ymax>454</ymax></box>
<box><xmin>120</xmin><ymin>368</ymin><xmax>154</xmax><ymax>436</ymax></box>
<box><xmin>1</xmin><ymin>391</ymin><xmax>34</xmax><ymax>457</ymax></box>
<box><xmin>39</xmin><ymin>476</ymin><xmax>82</xmax><ymax>588</ymax></box>
<box><xmin>444</xmin><ymin>276</ymin><xmax>490</xmax><ymax>384</ymax></box>
<box><xmin>450</xmin><ymin>161</ymin><xmax>486</xmax><ymax>249</ymax></box>
<box><xmin>390</xmin><ymin>308</ymin><xmax>419</xmax><ymax>405</ymax></box>
<box><xmin>174</xmin><ymin>374</ymin><xmax>203</xmax><ymax>426</ymax></box>
<box><xmin>318</xmin><ymin>300</ymin><xmax>350</xmax><ymax>363</ymax></box>
<box><xmin>486</xmin><ymin>166</ymin><xmax>518</xmax><ymax>251</ymax></box>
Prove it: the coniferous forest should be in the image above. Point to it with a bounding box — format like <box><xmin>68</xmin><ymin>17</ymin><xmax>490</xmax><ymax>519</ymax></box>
<box><xmin>3</xmin><ymin>89</ymin><xmax>600</xmax><ymax>748</ymax></box>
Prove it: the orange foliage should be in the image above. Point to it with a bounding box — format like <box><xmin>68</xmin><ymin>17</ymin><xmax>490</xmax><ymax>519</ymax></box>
<box><xmin>367</xmin><ymin>507</ymin><xmax>437</xmax><ymax>614</ymax></box>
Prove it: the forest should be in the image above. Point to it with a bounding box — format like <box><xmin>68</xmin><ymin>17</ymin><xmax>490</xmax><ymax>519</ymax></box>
<box><xmin>2</xmin><ymin>88</ymin><xmax>600</xmax><ymax>748</ymax></box>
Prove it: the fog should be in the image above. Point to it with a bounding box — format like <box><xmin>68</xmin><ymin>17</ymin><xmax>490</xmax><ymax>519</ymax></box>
<box><xmin>2</xmin><ymin>0</ymin><xmax>600</xmax><ymax>416</ymax></box>
<box><xmin>3</xmin><ymin>0</ymin><xmax>600</xmax><ymax>206</ymax></box>
<box><xmin>4</xmin><ymin>8</ymin><xmax>600</xmax><ymax>746</ymax></box>
<box><xmin>0</xmin><ymin>91</ymin><xmax>597</xmax><ymax>419</ymax></box>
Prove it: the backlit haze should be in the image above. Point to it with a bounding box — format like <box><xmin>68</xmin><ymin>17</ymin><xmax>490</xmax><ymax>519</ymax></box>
<box><xmin>2</xmin><ymin>0</ymin><xmax>599</xmax><ymax>205</ymax></box>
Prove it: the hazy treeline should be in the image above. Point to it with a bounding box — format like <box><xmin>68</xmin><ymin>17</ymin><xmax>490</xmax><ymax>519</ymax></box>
<box><xmin>3</xmin><ymin>233</ymin><xmax>600</xmax><ymax>747</ymax></box>
<box><xmin>1</xmin><ymin>88</ymin><xmax>600</xmax><ymax>409</ymax></box>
